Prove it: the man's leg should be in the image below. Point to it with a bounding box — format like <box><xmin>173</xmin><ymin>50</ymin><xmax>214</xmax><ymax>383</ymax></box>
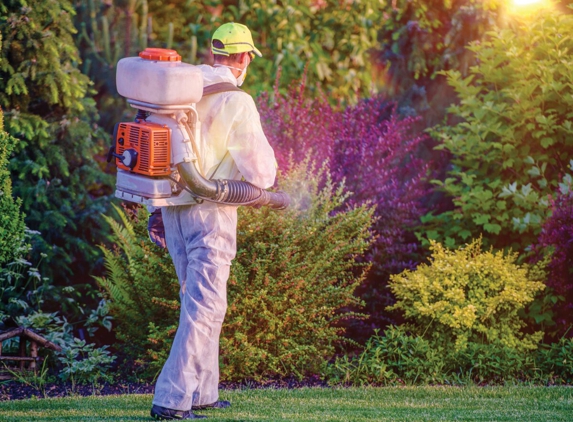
<box><xmin>152</xmin><ymin>203</ymin><xmax>237</xmax><ymax>411</ymax></box>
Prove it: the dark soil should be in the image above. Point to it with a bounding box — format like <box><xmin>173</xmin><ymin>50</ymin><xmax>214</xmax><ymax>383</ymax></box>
<box><xmin>0</xmin><ymin>381</ymin><xmax>155</xmax><ymax>401</ymax></box>
<box><xmin>0</xmin><ymin>375</ymin><xmax>329</xmax><ymax>401</ymax></box>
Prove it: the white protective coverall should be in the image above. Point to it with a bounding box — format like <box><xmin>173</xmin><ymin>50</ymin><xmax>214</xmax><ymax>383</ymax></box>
<box><xmin>152</xmin><ymin>65</ymin><xmax>276</xmax><ymax>411</ymax></box>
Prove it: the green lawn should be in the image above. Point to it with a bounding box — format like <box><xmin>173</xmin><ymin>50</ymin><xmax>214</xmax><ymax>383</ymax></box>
<box><xmin>0</xmin><ymin>386</ymin><xmax>571</xmax><ymax>421</ymax></box>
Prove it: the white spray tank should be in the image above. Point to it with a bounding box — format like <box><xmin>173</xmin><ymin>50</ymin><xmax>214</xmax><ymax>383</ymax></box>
<box><xmin>109</xmin><ymin>48</ymin><xmax>289</xmax><ymax>210</ymax></box>
<box><xmin>109</xmin><ymin>48</ymin><xmax>203</xmax><ymax>207</ymax></box>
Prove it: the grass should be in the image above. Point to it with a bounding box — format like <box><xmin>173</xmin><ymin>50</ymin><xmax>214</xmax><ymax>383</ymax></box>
<box><xmin>0</xmin><ymin>386</ymin><xmax>571</xmax><ymax>421</ymax></box>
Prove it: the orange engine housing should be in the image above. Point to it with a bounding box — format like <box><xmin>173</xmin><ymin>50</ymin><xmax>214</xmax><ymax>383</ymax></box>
<box><xmin>115</xmin><ymin>121</ymin><xmax>171</xmax><ymax>176</ymax></box>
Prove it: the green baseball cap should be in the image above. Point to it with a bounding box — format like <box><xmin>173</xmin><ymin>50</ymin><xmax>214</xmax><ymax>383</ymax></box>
<box><xmin>211</xmin><ymin>22</ymin><xmax>262</xmax><ymax>58</ymax></box>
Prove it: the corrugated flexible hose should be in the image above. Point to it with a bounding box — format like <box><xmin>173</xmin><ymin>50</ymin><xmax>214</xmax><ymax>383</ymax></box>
<box><xmin>175</xmin><ymin>161</ymin><xmax>290</xmax><ymax>210</ymax></box>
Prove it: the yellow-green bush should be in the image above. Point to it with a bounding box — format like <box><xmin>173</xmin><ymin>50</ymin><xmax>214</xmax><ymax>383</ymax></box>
<box><xmin>388</xmin><ymin>238</ymin><xmax>544</xmax><ymax>352</ymax></box>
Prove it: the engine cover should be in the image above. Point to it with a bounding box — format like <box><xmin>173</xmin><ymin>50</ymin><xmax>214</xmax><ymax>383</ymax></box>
<box><xmin>115</xmin><ymin>121</ymin><xmax>171</xmax><ymax>176</ymax></box>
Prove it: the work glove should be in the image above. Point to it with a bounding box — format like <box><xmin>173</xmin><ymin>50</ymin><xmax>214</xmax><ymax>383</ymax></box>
<box><xmin>148</xmin><ymin>209</ymin><xmax>166</xmax><ymax>249</ymax></box>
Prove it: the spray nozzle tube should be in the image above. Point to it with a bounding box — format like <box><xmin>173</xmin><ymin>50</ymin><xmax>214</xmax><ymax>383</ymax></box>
<box><xmin>177</xmin><ymin>161</ymin><xmax>290</xmax><ymax>210</ymax></box>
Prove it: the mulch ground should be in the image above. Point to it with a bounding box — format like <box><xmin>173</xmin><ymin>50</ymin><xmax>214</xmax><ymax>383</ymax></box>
<box><xmin>0</xmin><ymin>375</ymin><xmax>329</xmax><ymax>401</ymax></box>
<box><xmin>0</xmin><ymin>381</ymin><xmax>155</xmax><ymax>401</ymax></box>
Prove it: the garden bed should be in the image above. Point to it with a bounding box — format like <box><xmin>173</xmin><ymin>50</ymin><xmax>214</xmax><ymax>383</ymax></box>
<box><xmin>0</xmin><ymin>375</ymin><xmax>329</xmax><ymax>401</ymax></box>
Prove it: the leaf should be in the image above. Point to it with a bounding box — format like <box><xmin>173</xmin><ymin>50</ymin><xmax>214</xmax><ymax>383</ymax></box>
<box><xmin>459</xmin><ymin>230</ymin><xmax>472</xmax><ymax>240</ymax></box>
<box><xmin>527</xmin><ymin>167</ymin><xmax>540</xmax><ymax>177</ymax></box>
<box><xmin>559</xmin><ymin>182</ymin><xmax>570</xmax><ymax>195</ymax></box>
<box><xmin>540</xmin><ymin>137</ymin><xmax>554</xmax><ymax>148</ymax></box>
<box><xmin>521</xmin><ymin>184</ymin><xmax>533</xmax><ymax>196</ymax></box>
<box><xmin>483</xmin><ymin>223</ymin><xmax>501</xmax><ymax>234</ymax></box>
<box><xmin>472</xmin><ymin>213</ymin><xmax>490</xmax><ymax>225</ymax></box>
<box><xmin>444</xmin><ymin>237</ymin><xmax>456</xmax><ymax>248</ymax></box>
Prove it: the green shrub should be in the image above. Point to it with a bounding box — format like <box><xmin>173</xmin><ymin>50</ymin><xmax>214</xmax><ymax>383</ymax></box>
<box><xmin>388</xmin><ymin>238</ymin><xmax>544</xmax><ymax>352</ymax></box>
<box><xmin>1</xmin><ymin>109</ymin><xmax>54</xmax><ymax>327</ymax></box>
<box><xmin>452</xmin><ymin>341</ymin><xmax>538</xmax><ymax>384</ymax></box>
<box><xmin>1</xmin><ymin>0</ymin><xmax>113</xmax><ymax>288</ymax></box>
<box><xmin>2</xmin><ymin>104</ymin><xmax>113</xmax><ymax>378</ymax></box>
<box><xmin>423</xmin><ymin>8</ymin><xmax>573</xmax><ymax>252</ymax></box>
<box><xmin>0</xmin><ymin>246</ymin><xmax>49</xmax><ymax>325</ymax></box>
<box><xmin>535</xmin><ymin>337</ymin><xmax>573</xmax><ymax>385</ymax></box>
<box><xmin>1</xmin><ymin>309</ymin><xmax>115</xmax><ymax>396</ymax></box>
<box><xmin>95</xmin><ymin>203</ymin><xmax>178</xmax><ymax>367</ymax></box>
<box><xmin>222</xmin><ymin>162</ymin><xmax>373</xmax><ymax>380</ymax></box>
<box><xmin>0</xmin><ymin>108</ymin><xmax>26</xmax><ymax>267</ymax></box>
<box><xmin>323</xmin><ymin>325</ymin><xmax>446</xmax><ymax>386</ymax></box>
<box><xmin>97</xmin><ymin>160</ymin><xmax>374</xmax><ymax>380</ymax></box>
<box><xmin>324</xmin><ymin>326</ymin><xmax>571</xmax><ymax>386</ymax></box>
<box><xmin>58</xmin><ymin>337</ymin><xmax>116</xmax><ymax>394</ymax></box>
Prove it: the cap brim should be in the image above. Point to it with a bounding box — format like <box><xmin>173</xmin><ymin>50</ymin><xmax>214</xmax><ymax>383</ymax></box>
<box><xmin>253</xmin><ymin>47</ymin><xmax>262</xmax><ymax>58</ymax></box>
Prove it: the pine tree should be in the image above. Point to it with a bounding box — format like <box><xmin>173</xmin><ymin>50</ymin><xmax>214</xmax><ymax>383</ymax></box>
<box><xmin>0</xmin><ymin>0</ymin><xmax>113</xmax><ymax>286</ymax></box>
<box><xmin>0</xmin><ymin>106</ymin><xmax>26</xmax><ymax>267</ymax></box>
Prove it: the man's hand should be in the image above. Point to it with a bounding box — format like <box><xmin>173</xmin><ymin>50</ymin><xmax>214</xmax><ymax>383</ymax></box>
<box><xmin>148</xmin><ymin>209</ymin><xmax>167</xmax><ymax>249</ymax></box>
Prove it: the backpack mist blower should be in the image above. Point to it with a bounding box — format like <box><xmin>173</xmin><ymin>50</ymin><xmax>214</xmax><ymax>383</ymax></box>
<box><xmin>108</xmin><ymin>48</ymin><xmax>290</xmax><ymax>212</ymax></box>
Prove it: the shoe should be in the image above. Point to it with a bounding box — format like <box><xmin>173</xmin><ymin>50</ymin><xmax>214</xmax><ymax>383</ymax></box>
<box><xmin>150</xmin><ymin>404</ymin><xmax>207</xmax><ymax>420</ymax></box>
<box><xmin>192</xmin><ymin>400</ymin><xmax>231</xmax><ymax>410</ymax></box>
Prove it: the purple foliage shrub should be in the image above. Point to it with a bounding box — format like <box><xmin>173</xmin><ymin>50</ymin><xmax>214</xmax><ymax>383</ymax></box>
<box><xmin>257</xmin><ymin>84</ymin><xmax>335</xmax><ymax>171</ymax></box>
<box><xmin>331</xmin><ymin>99</ymin><xmax>429</xmax><ymax>276</ymax></box>
<box><xmin>257</xmin><ymin>80</ymin><xmax>433</xmax><ymax>336</ymax></box>
<box><xmin>536</xmin><ymin>191</ymin><xmax>573</xmax><ymax>335</ymax></box>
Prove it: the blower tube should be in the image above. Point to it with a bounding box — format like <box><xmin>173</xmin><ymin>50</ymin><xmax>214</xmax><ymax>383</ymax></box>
<box><xmin>177</xmin><ymin>161</ymin><xmax>290</xmax><ymax>210</ymax></box>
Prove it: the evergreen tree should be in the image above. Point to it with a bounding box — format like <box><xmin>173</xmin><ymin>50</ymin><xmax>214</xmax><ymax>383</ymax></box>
<box><xmin>0</xmin><ymin>106</ymin><xmax>26</xmax><ymax>267</ymax></box>
<box><xmin>0</xmin><ymin>0</ymin><xmax>113</xmax><ymax>287</ymax></box>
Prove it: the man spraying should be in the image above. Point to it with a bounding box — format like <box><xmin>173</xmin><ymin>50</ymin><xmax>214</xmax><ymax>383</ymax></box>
<box><xmin>150</xmin><ymin>23</ymin><xmax>277</xmax><ymax>420</ymax></box>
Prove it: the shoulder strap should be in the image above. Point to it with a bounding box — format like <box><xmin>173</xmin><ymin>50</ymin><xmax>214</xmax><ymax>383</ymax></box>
<box><xmin>199</xmin><ymin>82</ymin><xmax>243</xmax><ymax>180</ymax></box>
<box><xmin>202</xmin><ymin>82</ymin><xmax>244</xmax><ymax>97</ymax></box>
